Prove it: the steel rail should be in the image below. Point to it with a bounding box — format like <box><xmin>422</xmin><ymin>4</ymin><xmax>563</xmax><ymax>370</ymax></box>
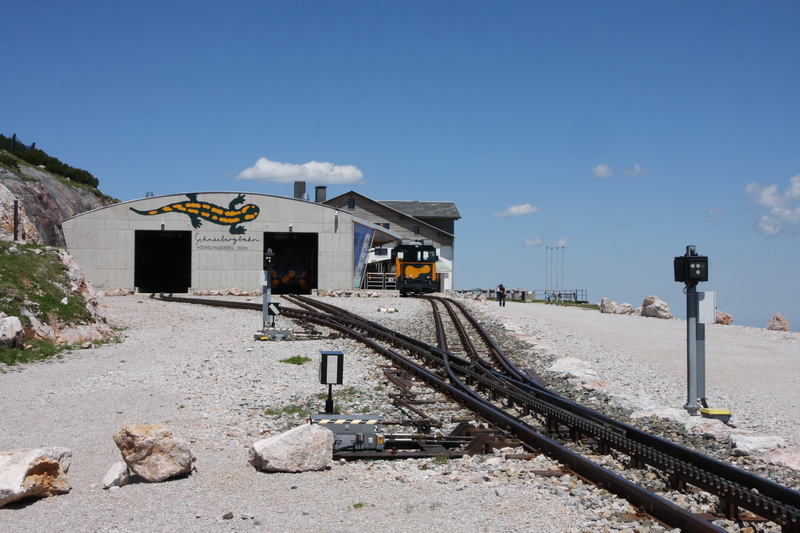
<box><xmin>271</xmin><ymin>299</ymin><xmax>725</xmax><ymax>531</ymax></box>
<box><xmin>282</xmin><ymin>294</ymin><xmax>800</xmax><ymax>532</ymax></box>
<box><xmin>154</xmin><ymin>293</ymin><xmax>800</xmax><ymax>532</ymax></box>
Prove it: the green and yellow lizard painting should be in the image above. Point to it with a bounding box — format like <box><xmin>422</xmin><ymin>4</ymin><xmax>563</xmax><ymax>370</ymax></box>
<box><xmin>129</xmin><ymin>193</ymin><xmax>260</xmax><ymax>234</ymax></box>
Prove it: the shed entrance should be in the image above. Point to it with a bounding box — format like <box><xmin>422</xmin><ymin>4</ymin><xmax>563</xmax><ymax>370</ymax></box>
<box><xmin>264</xmin><ymin>232</ymin><xmax>318</xmax><ymax>294</ymax></box>
<box><xmin>134</xmin><ymin>230</ymin><xmax>192</xmax><ymax>293</ymax></box>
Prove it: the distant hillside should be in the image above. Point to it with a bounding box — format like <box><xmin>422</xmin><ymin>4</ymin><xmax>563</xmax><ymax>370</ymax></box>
<box><xmin>0</xmin><ymin>142</ymin><xmax>117</xmax><ymax>246</ymax></box>
<box><xmin>0</xmin><ymin>133</ymin><xmax>99</xmax><ymax>188</ymax></box>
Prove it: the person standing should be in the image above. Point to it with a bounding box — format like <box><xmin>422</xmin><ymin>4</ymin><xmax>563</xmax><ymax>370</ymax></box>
<box><xmin>497</xmin><ymin>284</ymin><xmax>506</xmax><ymax>307</ymax></box>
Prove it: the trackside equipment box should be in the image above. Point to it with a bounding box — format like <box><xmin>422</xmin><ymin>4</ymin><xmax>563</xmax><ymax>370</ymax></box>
<box><xmin>309</xmin><ymin>414</ymin><xmax>384</xmax><ymax>452</ymax></box>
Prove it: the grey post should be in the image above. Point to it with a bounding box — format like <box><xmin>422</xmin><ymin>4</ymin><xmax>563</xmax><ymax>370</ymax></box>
<box><xmin>684</xmin><ymin>286</ymin><xmax>702</xmax><ymax>415</ymax></box>
<box><xmin>262</xmin><ymin>248</ymin><xmax>275</xmax><ymax>329</ymax></box>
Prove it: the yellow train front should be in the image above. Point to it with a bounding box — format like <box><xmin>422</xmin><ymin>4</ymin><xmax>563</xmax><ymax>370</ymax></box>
<box><xmin>393</xmin><ymin>239</ymin><xmax>439</xmax><ymax>296</ymax></box>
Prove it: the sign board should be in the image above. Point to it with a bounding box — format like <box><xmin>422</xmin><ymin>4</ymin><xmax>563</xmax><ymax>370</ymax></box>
<box><xmin>319</xmin><ymin>351</ymin><xmax>344</xmax><ymax>385</ymax></box>
<box><xmin>698</xmin><ymin>291</ymin><xmax>716</xmax><ymax>324</ymax></box>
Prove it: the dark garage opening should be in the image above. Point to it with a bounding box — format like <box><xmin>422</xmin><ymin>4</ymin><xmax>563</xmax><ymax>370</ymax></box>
<box><xmin>134</xmin><ymin>230</ymin><xmax>192</xmax><ymax>293</ymax></box>
<box><xmin>264</xmin><ymin>232</ymin><xmax>318</xmax><ymax>294</ymax></box>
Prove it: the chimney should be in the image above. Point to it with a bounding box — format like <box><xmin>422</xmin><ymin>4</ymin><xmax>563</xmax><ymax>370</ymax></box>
<box><xmin>294</xmin><ymin>181</ymin><xmax>306</xmax><ymax>199</ymax></box>
<box><xmin>315</xmin><ymin>186</ymin><xmax>327</xmax><ymax>203</ymax></box>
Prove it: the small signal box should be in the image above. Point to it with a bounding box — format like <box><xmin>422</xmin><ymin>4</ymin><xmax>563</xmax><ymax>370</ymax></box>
<box><xmin>674</xmin><ymin>245</ymin><xmax>709</xmax><ymax>285</ymax></box>
<box><xmin>320</xmin><ymin>351</ymin><xmax>344</xmax><ymax>385</ymax></box>
<box><xmin>319</xmin><ymin>351</ymin><xmax>344</xmax><ymax>414</ymax></box>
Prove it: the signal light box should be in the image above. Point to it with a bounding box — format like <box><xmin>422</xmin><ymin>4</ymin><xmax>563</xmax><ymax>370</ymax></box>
<box><xmin>319</xmin><ymin>351</ymin><xmax>344</xmax><ymax>385</ymax></box>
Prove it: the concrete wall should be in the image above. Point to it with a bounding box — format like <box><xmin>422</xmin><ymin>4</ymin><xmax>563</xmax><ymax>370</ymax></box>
<box><xmin>63</xmin><ymin>192</ymin><xmax>353</xmax><ymax>292</ymax></box>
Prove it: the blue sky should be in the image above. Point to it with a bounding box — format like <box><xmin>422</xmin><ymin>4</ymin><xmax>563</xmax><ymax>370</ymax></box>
<box><xmin>5</xmin><ymin>1</ymin><xmax>799</xmax><ymax>328</ymax></box>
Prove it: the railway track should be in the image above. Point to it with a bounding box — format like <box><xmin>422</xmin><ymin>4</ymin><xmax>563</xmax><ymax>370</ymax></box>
<box><xmin>154</xmin><ymin>293</ymin><xmax>800</xmax><ymax>532</ymax></box>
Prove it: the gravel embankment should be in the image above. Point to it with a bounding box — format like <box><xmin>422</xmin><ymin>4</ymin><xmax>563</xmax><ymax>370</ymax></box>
<box><xmin>1</xmin><ymin>294</ymin><xmax>798</xmax><ymax>532</ymax></box>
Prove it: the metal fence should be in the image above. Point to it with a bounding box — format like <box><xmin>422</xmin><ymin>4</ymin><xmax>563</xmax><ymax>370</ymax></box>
<box><xmin>0</xmin><ymin>134</ymin><xmax>36</xmax><ymax>152</ymax></box>
<box><xmin>460</xmin><ymin>288</ymin><xmax>589</xmax><ymax>304</ymax></box>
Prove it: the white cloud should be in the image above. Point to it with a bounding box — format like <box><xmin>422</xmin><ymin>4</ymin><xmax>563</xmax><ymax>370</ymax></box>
<box><xmin>623</xmin><ymin>164</ymin><xmax>649</xmax><ymax>177</ymax></box>
<box><xmin>235</xmin><ymin>157</ymin><xmax>364</xmax><ymax>184</ymax></box>
<box><xmin>745</xmin><ymin>175</ymin><xmax>800</xmax><ymax>236</ymax></box>
<box><xmin>523</xmin><ymin>236</ymin><xmax>542</xmax><ymax>247</ymax></box>
<box><xmin>554</xmin><ymin>237</ymin><xmax>569</xmax><ymax>247</ymax></box>
<box><xmin>492</xmin><ymin>203</ymin><xmax>540</xmax><ymax>217</ymax></box>
<box><xmin>592</xmin><ymin>164</ymin><xmax>613</xmax><ymax>178</ymax></box>
<box><xmin>705</xmin><ymin>207</ymin><xmax>725</xmax><ymax>226</ymax></box>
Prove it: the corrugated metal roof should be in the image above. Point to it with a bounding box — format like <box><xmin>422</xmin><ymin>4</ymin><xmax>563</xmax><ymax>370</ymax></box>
<box><xmin>379</xmin><ymin>200</ymin><xmax>461</xmax><ymax>220</ymax></box>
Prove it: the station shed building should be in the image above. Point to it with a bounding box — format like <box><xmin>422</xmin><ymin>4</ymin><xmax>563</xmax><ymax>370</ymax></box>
<box><xmin>62</xmin><ymin>185</ymin><xmax>459</xmax><ymax>294</ymax></box>
<box><xmin>323</xmin><ymin>191</ymin><xmax>460</xmax><ymax>292</ymax></box>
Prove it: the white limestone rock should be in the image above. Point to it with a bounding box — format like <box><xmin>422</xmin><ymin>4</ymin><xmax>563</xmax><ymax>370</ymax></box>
<box><xmin>248</xmin><ymin>423</ymin><xmax>334</xmax><ymax>473</ymax></box>
<box><xmin>599</xmin><ymin>298</ymin><xmax>617</xmax><ymax>314</ymax></box>
<box><xmin>766</xmin><ymin>313</ymin><xmax>790</xmax><ymax>332</ymax></box>
<box><xmin>0</xmin><ymin>447</ymin><xmax>72</xmax><ymax>507</ymax></box>
<box><xmin>614</xmin><ymin>303</ymin><xmax>633</xmax><ymax>315</ymax></box>
<box><xmin>640</xmin><ymin>295</ymin><xmax>673</xmax><ymax>319</ymax></box>
<box><xmin>102</xmin><ymin>461</ymin><xmax>130</xmax><ymax>489</ymax></box>
<box><xmin>112</xmin><ymin>425</ymin><xmax>196</xmax><ymax>482</ymax></box>
<box><xmin>0</xmin><ymin>315</ymin><xmax>22</xmax><ymax>339</ymax></box>
<box><xmin>728</xmin><ymin>434</ymin><xmax>786</xmax><ymax>456</ymax></box>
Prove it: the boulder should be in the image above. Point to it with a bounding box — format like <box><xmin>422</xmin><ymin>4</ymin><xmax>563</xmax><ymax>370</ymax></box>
<box><xmin>102</xmin><ymin>461</ymin><xmax>130</xmax><ymax>489</ymax></box>
<box><xmin>0</xmin><ymin>447</ymin><xmax>72</xmax><ymax>507</ymax></box>
<box><xmin>248</xmin><ymin>423</ymin><xmax>334</xmax><ymax>473</ymax></box>
<box><xmin>0</xmin><ymin>315</ymin><xmax>22</xmax><ymax>338</ymax></box>
<box><xmin>715</xmin><ymin>310</ymin><xmax>734</xmax><ymax>325</ymax></box>
<box><xmin>112</xmin><ymin>425</ymin><xmax>196</xmax><ymax>482</ymax></box>
<box><xmin>0</xmin><ymin>315</ymin><xmax>24</xmax><ymax>348</ymax></box>
<box><xmin>599</xmin><ymin>298</ymin><xmax>616</xmax><ymax>314</ymax></box>
<box><xmin>766</xmin><ymin>313</ymin><xmax>790</xmax><ymax>332</ymax></box>
<box><xmin>614</xmin><ymin>303</ymin><xmax>633</xmax><ymax>315</ymax></box>
<box><xmin>640</xmin><ymin>295</ymin><xmax>672</xmax><ymax>319</ymax></box>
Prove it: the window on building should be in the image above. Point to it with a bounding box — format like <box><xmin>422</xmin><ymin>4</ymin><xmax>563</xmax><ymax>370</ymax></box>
<box><xmin>413</xmin><ymin>226</ymin><xmax>420</xmax><ymax>235</ymax></box>
<box><xmin>383</xmin><ymin>223</ymin><xmax>390</xmax><ymax>229</ymax></box>
<box><xmin>347</xmin><ymin>197</ymin><xmax>356</xmax><ymax>209</ymax></box>
<box><xmin>374</xmin><ymin>248</ymin><xmax>388</xmax><ymax>256</ymax></box>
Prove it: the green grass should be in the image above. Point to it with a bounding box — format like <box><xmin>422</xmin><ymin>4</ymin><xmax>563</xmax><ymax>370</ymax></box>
<box><xmin>0</xmin><ymin>339</ymin><xmax>63</xmax><ymax>367</ymax></box>
<box><xmin>0</xmin><ymin>241</ymin><xmax>102</xmax><ymax>366</ymax></box>
<box><xmin>279</xmin><ymin>355</ymin><xmax>311</xmax><ymax>365</ymax></box>
<box><xmin>0</xmin><ymin>241</ymin><xmax>93</xmax><ymax>324</ymax></box>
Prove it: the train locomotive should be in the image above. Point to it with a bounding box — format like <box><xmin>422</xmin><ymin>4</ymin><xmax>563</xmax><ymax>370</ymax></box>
<box><xmin>392</xmin><ymin>239</ymin><xmax>439</xmax><ymax>296</ymax></box>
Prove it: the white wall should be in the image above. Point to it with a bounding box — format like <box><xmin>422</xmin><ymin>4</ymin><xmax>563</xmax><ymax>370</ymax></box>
<box><xmin>63</xmin><ymin>192</ymin><xmax>354</xmax><ymax>292</ymax></box>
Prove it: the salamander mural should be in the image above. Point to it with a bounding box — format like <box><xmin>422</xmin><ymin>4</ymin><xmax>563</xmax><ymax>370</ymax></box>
<box><xmin>129</xmin><ymin>193</ymin><xmax>260</xmax><ymax>234</ymax></box>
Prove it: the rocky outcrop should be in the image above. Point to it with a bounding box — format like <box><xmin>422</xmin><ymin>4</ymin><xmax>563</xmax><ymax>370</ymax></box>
<box><xmin>640</xmin><ymin>295</ymin><xmax>672</xmax><ymax>319</ymax></box>
<box><xmin>0</xmin><ymin>162</ymin><xmax>114</xmax><ymax>246</ymax></box>
<box><xmin>248</xmin><ymin>423</ymin><xmax>333</xmax><ymax>473</ymax></box>
<box><xmin>112</xmin><ymin>425</ymin><xmax>196</xmax><ymax>483</ymax></box>
<box><xmin>5</xmin><ymin>245</ymin><xmax>114</xmax><ymax>345</ymax></box>
<box><xmin>766</xmin><ymin>313</ymin><xmax>790</xmax><ymax>332</ymax></box>
<box><xmin>0</xmin><ymin>447</ymin><xmax>72</xmax><ymax>507</ymax></box>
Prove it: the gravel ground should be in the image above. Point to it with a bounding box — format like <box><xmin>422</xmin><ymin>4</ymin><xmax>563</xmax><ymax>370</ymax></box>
<box><xmin>1</xmin><ymin>293</ymin><xmax>798</xmax><ymax>532</ymax></box>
